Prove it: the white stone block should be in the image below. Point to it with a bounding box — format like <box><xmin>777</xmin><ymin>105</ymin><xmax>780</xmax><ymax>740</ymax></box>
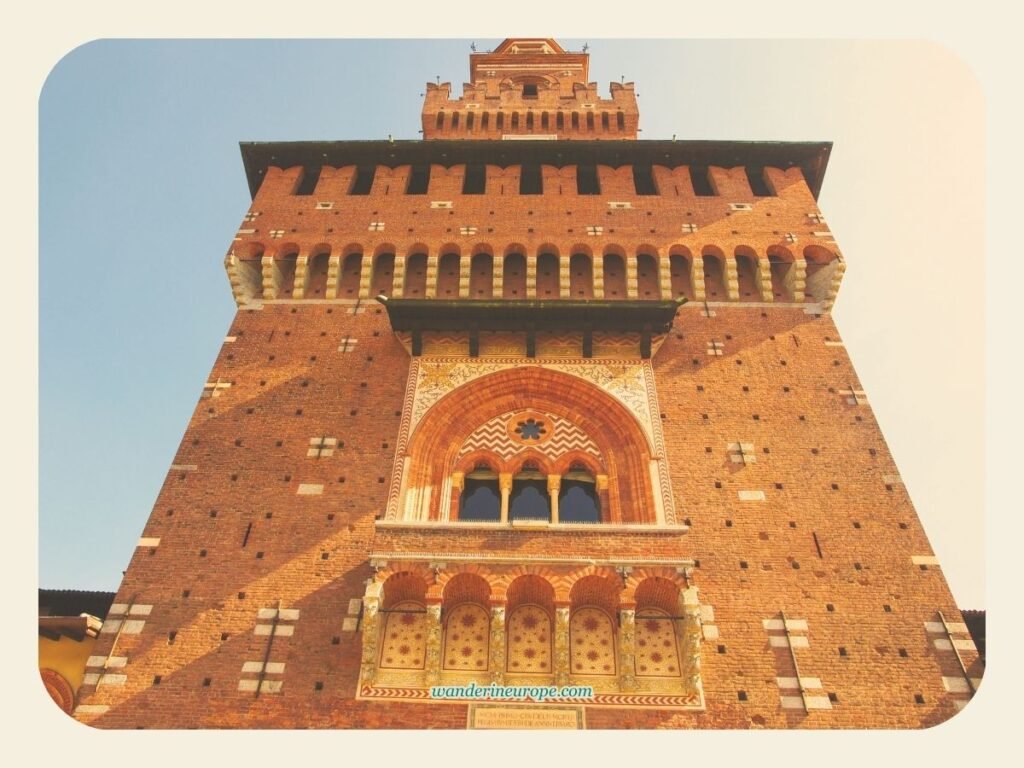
<box><xmin>238</xmin><ymin>679</ymin><xmax>259</xmax><ymax>692</ymax></box>
<box><xmin>223</xmin><ymin>336</ymin><xmax>237</xmax><ymax>343</ymax></box>
<box><xmin>129</xmin><ymin>604</ymin><xmax>153</xmax><ymax>616</ymax></box>
<box><xmin>699</xmin><ymin>605</ymin><xmax>715</xmax><ymax>624</ymax></box>
<box><xmin>776</xmin><ymin>676</ymin><xmax>822</xmax><ymax>690</ymax></box>
<box><xmin>430</xmin><ymin>201</ymin><xmax>453</xmax><ymax>209</ymax></box>
<box><xmin>297</xmin><ymin>483</ymin><xmax>324</xmax><ymax>495</ymax></box>
<box><xmin>347</xmin><ymin>598</ymin><xmax>363</xmax><ymax>615</ymax></box>
<box><xmin>107</xmin><ymin>604</ymin><xmax>128</xmax><ymax>616</ymax></box>
<box><xmin>255</xmin><ymin>624</ymin><xmax>295</xmax><ymax>636</ymax></box>
<box><xmin>86</xmin><ymin>656</ymin><xmax>107</xmax><ymax>668</ymax></box>
<box><xmin>933</xmin><ymin>638</ymin><xmax>953</xmax><ymax>651</ymax></box>
<box><xmin>953</xmin><ymin>638</ymin><xmax>977</xmax><ymax>651</ymax></box>
<box><xmin>738</xmin><ymin>490</ymin><xmax>765</xmax><ymax>501</ymax></box>
<box><xmin>953</xmin><ymin>700</ymin><xmax>967</xmax><ymax>711</ymax></box>
<box><xmin>82</xmin><ymin>673</ymin><xmax>100</xmax><ymax>686</ymax></box>
<box><xmin>805</xmin><ymin>695</ymin><xmax>833</xmax><ymax>710</ymax></box>
<box><xmin>265</xmin><ymin>662</ymin><xmax>285</xmax><ymax>674</ymax></box>
<box><xmin>260</xmin><ymin>680</ymin><xmax>283</xmax><ymax>693</ymax></box>
<box><xmin>924</xmin><ymin>621</ymin><xmax>946</xmax><ymax>634</ymax></box>
<box><xmin>89</xmin><ymin>656</ymin><xmax>127</xmax><ymax>668</ymax></box>
<box><xmin>911</xmin><ymin>555</ymin><xmax>940</xmax><ymax>566</ymax></box>
<box><xmin>780</xmin><ymin>696</ymin><xmax>805</xmax><ymax>709</ymax></box>
<box><xmin>770</xmin><ymin>635</ymin><xmax>809</xmax><ymax>648</ymax></box>
<box><xmin>241</xmin><ymin>661</ymin><xmax>264</xmax><ymax>673</ymax></box>
<box><xmin>947</xmin><ymin>622</ymin><xmax>969</xmax><ymax>634</ymax></box>
<box><xmin>98</xmin><ymin>674</ymin><xmax>127</xmax><ymax>686</ymax></box>
<box><xmin>342</xmin><ymin>617</ymin><xmax>359</xmax><ymax>632</ymax></box>
<box><xmin>785</xmin><ymin>619</ymin><xmax>808</xmax><ymax>632</ymax></box>
<box><xmin>257</xmin><ymin>608</ymin><xmax>278</xmax><ymax>620</ymax></box>
<box><xmin>278</xmin><ymin>608</ymin><xmax>300</xmax><ymax>621</ymax></box>
<box><xmin>823</xmin><ymin>341</ymin><xmax>845</xmax><ymax>347</ymax></box>
<box><xmin>702</xmin><ymin>625</ymin><xmax>719</xmax><ymax>640</ymax></box>
<box><xmin>100</xmin><ymin>619</ymin><xmax>122</xmax><ymax>634</ymax></box>
<box><xmin>763</xmin><ymin>619</ymin><xmax>784</xmax><ymax>631</ymax></box>
<box><xmin>137</xmin><ymin>537</ymin><xmax>161</xmax><ymax>547</ymax></box>
<box><xmin>121</xmin><ymin>620</ymin><xmax>146</xmax><ymax>634</ymax></box>
<box><xmin>74</xmin><ymin>705</ymin><xmax>110</xmax><ymax>714</ymax></box>
<box><xmin>942</xmin><ymin>676</ymin><xmax>971</xmax><ymax>693</ymax></box>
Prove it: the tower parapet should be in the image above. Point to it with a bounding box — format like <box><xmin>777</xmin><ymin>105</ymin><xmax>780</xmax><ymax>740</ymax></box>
<box><xmin>422</xmin><ymin>38</ymin><xmax>639</xmax><ymax>140</ymax></box>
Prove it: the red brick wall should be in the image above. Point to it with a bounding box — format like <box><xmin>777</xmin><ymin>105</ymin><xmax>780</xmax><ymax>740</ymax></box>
<box><xmin>73</xmin><ymin>148</ymin><xmax>978</xmax><ymax>730</ymax></box>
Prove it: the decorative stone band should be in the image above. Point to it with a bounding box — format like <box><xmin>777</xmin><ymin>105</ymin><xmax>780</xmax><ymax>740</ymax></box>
<box><xmin>911</xmin><ymin>555</ymin><xmax>941</xmax><ymax>566</ymax></box>
<box><xmin>778</xmin><ymin>675</ymin><xmax>832</xmax><ymax>709</ymax></box>
<box><xmin>100</xmin><ymin>603</ymin><xmax>153</xmax><ymax>635</ymax></box>
<box><xmin>253</xmin><ymin>607</ymin><xmax>300</xmax><ymax>636</ymax></box>
<box><xmin>342</xmin><ymin>598</ymin><xmax>363</xmax><ymax>632</ymax></box>
<box><xmin>82</xmin><ymin>655</ymin><xmax>129</xmax><ymax>687</ymax></box>
<box><xmin>238</xmin><ymin>661</ymin><xmax>286</xmax><ymax>693</ymax></box>
<box><xmin>924</xmin><ymin>620</ymin><xmax>976</xmax><ymax>652</ymax></box>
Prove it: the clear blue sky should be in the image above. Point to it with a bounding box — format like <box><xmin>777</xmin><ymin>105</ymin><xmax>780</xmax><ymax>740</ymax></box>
<box><xmin>39</xmin><ymin>39</ymin><xmax>985</xmax><ymax>608</ymax></box>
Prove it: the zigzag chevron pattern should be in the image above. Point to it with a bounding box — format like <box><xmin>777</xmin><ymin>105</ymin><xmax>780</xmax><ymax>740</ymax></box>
<box><xmin>458</xmin><ymin>411</ymin><xmax>601</xmax><ymax>461</ymax></box>
<box><xmin>358</xmin><ymin>685</ymin><xmax>702</xmax><ymax>709</ymax></box>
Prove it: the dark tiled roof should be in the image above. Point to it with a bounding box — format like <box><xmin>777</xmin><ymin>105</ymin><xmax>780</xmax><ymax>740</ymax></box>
<box><xmin>39</xmin><ymin>589</ymin><xmax>116</xmax><ymax>619</ymax></box>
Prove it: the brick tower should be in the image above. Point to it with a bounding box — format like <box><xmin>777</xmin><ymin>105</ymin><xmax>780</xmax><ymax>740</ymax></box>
<box><xmin>72</xmin><ymin>39</ymin><xmax>980</xmax><ymax>729</ymax></box>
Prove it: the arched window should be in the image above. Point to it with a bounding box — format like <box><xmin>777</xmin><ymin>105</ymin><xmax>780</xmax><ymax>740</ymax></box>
<box><xmin>379</xmin><ymin>601</ymin><xmax>427</xmax><ymax>670</ymax></box>
<box><xmin>460</xmin><ymin>464</ymin><xmax>501</xmax><ymax>522</ymax></box>
<box><xmin>442</xmin><ymin>603</ymin><xmax>489</xmax><ymax>671</ymax></box>
<box><xmin>559</xmin><ymin>463</ymin><xmax>601</xmax><ymax>523</ymax></box>
<box><xmin>569</xmin><ymin>608</ymin><xmax>616</xmax><ymax>675</ymax></box>
<box><xmin>506</xmin><ymin>605</ymin><xmax>551</xmax><ymax>674</ymax></box>
<box><xmin>510</xmin><ymin>463</ymin><xmax>550</xmax><ymax>522</ymax></box>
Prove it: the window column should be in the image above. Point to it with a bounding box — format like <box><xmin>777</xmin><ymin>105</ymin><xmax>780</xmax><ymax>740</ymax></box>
<box><xmin>449</xmin><ymin>471</ymin><xmax>464</xmax><ymax>521</ymax></box>
<box><xmin>499</xmin><ymin>473</ymin><xmax>513</xmax><ymax>523</ymax></box>
<box><xmin>548</xmin><ymin>475</ymin><xmax>561</xmax><ymax>524</ymax></box>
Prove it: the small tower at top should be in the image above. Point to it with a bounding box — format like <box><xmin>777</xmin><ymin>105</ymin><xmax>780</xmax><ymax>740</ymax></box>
<box><xmin>422</xmin><ymin>38</ymin><xmax>639</xmax><ymax>140</ymax></box>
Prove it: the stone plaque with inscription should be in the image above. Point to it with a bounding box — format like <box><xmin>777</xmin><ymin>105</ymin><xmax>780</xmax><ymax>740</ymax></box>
<box><xmin>467</xmin><ymin>704</ymin><xmax>585</xmax><ymax>730</ymax></box>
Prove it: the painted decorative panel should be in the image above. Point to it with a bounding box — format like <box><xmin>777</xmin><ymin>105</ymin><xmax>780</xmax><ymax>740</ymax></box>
<box><xmin>379</xmin><ymin>601</ymin><xmax>427</xmax><ymax>670</ymax></box>
<box><xmin>506</xmin><ymin>605</ymin><xmax>552</xmax><ymax>674</ymax></box>
<box><xmin>569</xmin><ymin>607</ymin><xmax>617</xmax><ymax>676</ymax></box>
<box><xmin>443</xmin><ymin>603</ymin><xmax>489</xmax><ymax>672</ymax></box>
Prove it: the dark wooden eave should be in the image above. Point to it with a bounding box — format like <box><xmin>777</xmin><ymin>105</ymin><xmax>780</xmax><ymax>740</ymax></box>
<box><xmin>240</xmin><ymin>139</ymin><xmax>832</xmax><ymax>200</ymax></box>
<box><xmin>379</xmin><ymin>297</ymin><xmax>684</xmax><ymax>359</ymax></box>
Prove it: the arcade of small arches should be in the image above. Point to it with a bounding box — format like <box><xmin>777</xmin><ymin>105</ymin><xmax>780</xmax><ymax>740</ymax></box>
<box><xmin>428</xmin><ymin>105</ymin><xmax>629</xmax><ymax>137</ymax></box>
<box><xmin>226</xmin><ymin>241</ymin><xmax>843</xmax><ymax>309</ymax></box>
<box><xmin>358</xmin><ymin>566</ymin><xmax>703</xmax><ymax>695</ymax></box>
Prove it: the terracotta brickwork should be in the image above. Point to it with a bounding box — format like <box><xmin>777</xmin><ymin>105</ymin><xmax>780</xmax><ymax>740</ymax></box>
<box><xmin>73</xmin><ymin>39</ymin><xmax>979</xmax><ymax>729</ymax></box>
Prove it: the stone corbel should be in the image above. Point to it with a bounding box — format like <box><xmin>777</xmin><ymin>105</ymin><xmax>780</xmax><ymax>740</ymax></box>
<box><xmin>617</xmin><ymin>608</ymin><xmax>638</xmax><ymax>691</ymax></box>
<box><xmin>423</xmin><ymin>603</ymin><xmax>443</xmax><ymax>686</ymax></box>
<box><xmin>359</xmin><ymin>581</ymin><xmax>384</xmax><ymax>686</ymax></box>
<box><xmin>554</xmin><ymin>606</ymin><xmax>571</xmax><ymax>685</ymax></box>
